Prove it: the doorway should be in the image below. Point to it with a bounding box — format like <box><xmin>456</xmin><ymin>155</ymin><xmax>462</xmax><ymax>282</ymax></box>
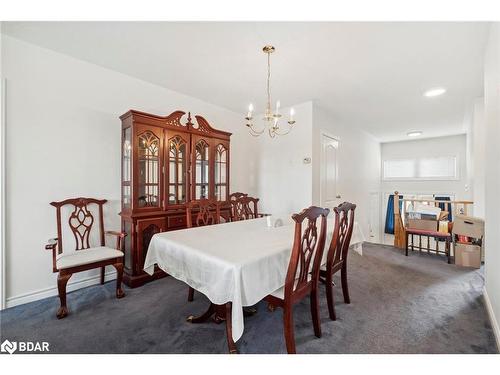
<box><xmin>320</xmin><ymin>133</ymin><xmax>339</xmax><ymax>211</ymax></box>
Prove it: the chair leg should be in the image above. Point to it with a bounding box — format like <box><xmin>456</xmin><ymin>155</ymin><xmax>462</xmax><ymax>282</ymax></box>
<box><xmin>100</xmin><ymin>266</ymin><xmax>105</xmax><ymax>285</ymax></box>
<box><xmin>325</xmin><ymin>271</ymin><xmax>336</xmax><ymax>321</ymax></box>
<box><xmin>56</xmin><ymin>273</ymin><xmax>72</xmax><ymax>319</ymax></box>
<box><xmin>310</xmin><ymin>287</ymin><xmax>322</xmax><ymax>338</ymax></box>
<box><xmin>341</xmin><ymin>264</ymin><xmax>350</xmax><ymax>304</ymax></box>
<box><xmin>405</xmin><ymin>232</ymin><xmax>409</xmax><ymax>256</ymax></box>
<box><xmin>188</xmin><ymin>287</ymin><xmax>195</xmax><ymax>302</ymax></box>
<box><xmin>283</xmin><ymin>304</ymin><xmax>296</xmax><ymax>354</ymax></box>
<box><xmin>113</xmin><ymin>263</ymin><xmax>125</xmax><ymax>299</ymax></box>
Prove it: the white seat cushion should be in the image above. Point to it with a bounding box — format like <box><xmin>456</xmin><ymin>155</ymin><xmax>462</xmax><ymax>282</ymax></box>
<box><xmin>271</xmin><ymin>275</ymin><xmax>312</xmax><ymax>300</ymax></box>
<box><xmin>56</xmin><ymin>246</ymin><xmax>123</xmax><ymax>269</ymax></box>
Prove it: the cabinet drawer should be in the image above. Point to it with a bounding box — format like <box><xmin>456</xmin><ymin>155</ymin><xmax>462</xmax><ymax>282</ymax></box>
<box><xmin>167</xmin><ymin>215</ymin><xmax>186</xmax><ymax>229</ymax></box>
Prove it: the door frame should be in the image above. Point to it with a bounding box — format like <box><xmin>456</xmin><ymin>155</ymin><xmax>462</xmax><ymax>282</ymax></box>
<box><xmin>319</xmin><ymin>131</ymin><xmax>340</xmax><ymax>209</ymax></box>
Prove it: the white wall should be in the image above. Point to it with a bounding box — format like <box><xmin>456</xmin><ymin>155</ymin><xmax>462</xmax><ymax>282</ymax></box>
<box><xmin>1</xmin><ymin>35</ymin><xmax>256</xmax><ymax>307</ymax></box>
<box><xmin>483</xmin><ymin>23</ymin><xmax>500</xmax><ymax>350</ymax></box>
<box><xmin>311</xmin><ymin>104</ymin><xmax>381</xmax><ymax>243</ymax></box>
<box><xmin>0</xmin><ymin>29</ymin><xmax>5</xmax><ymax>309</ymax></box>
<box><xmin>470</xmin><ymin>98</ymin><xmax>486</xmax><ymax>218</ymax></box>
<box><xmin>252</xmin><ymin>101</ymin><xmax>381</xmax><ymax>245</ymax></box>
<box><xmin>253</xmin><ymin>101</ymin><xmax>313</xmax><ymax>216</ymax></box>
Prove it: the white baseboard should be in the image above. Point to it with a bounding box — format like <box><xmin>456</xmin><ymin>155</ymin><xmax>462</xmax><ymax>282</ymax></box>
<box><xmin>483</xmin><ymin>286</ymin><xmax>500</xmax><ymax>352</ymax></box>
<box><xmin>5</xmin><ymin>270</ymin><xmax>117</xmax><ymax>309</ymax></box>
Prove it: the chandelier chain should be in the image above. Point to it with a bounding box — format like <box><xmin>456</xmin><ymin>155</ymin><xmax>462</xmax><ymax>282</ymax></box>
<box><xmin>267</xmin><ymin>51</ymin><xmax>271</xmax><ymax>112</ymax></box>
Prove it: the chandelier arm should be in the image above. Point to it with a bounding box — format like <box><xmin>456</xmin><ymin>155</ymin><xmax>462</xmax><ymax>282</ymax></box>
<box><xmin>248</xmin><ymin>123</ymin><xmax>265</xmax><ymax>135</ymax></box>
<box><xmin>272</xmin><ymin>124</ymin><xmax>294</xmax><ymax>136</ymax></box>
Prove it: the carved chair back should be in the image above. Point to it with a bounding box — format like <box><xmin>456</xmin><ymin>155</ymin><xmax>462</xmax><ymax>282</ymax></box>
<box><xmin>284</xmin><ymin>206</ymin><xmax>330</xmax><ymax>299</ymax></box>
<box><xmin>50</xmin><ymin>198</ymin><xmax>107</xmax><ymax>255</ymax></box>
<box><xmin>231</xmin><ymin>196</ymin><xmax>260</xmax><ymax>221</ymax></box>
<box><xmin>326</xmin><ymin>202</ymin><xmax>356</xmax><ymax>270</ymax></box>
<box><xmin>229</xmin><ymin>192</ymin><xmax>248</xmax><ymax>201</ymax></box>
<box><xmin>186</xmin><ymin>199</ymin><xmax>221</xmax><ymax>228</ymax></box>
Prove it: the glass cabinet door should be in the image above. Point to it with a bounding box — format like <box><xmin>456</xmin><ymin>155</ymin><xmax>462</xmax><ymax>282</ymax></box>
<box><xmin>122</xmin><ymin>127</ymin><xmax>132</xmax><ymax>210</ymax></box>
<box><xmin>136</xmin><ymin>128</ymin><xmax>161</xmax><ymax>209</ymax></box>
<box><xmin>167</xmin><ymin>134</ymin><xmax>188</xmax><ymax>205</ymax></box>
<box><xmin>194</xmin><ymin>138</ymin><xmax>210</xmax><ymax>199</ymax></box>
<box><xmin>214</xmin><ymin>143</ymin><xmax>229</xmax><ymax>201</ymax></box>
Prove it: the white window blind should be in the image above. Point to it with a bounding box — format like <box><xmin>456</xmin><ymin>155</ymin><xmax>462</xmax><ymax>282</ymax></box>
<box><xmin>383</xmin><ymin>156</ymin><xmax>457</xmax><ymax>180</ymax></box>
<box><xmin>418</xmin><ymin>156</ymin><xmax>457</xmax><ymax>179</ymax></box>
<box><xmin>383</xmin><ymin>159</ymin><xmax>416</xmax><ymax>179</ymax></box>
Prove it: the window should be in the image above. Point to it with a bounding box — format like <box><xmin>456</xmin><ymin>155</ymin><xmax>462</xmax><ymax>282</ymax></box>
<box><xmin>383</xmin><ymin>159</ymin><xmax>416</xmax><ymax>179</ymax></box>
<box><xmin>383</xmin><ymin>156</ymin><xmax>458</xmax><ymax>180</ymax></box>
<box><xmin>418</xmin><ymin>156</ymin><xmax>457</xmax><ymax>179</ymax></box>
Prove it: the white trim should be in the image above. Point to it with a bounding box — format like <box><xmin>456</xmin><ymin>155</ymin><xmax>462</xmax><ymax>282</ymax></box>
<box><xmin>483</xmin><ymin>286</ymin><xmax>500</xmax><ymax>352</ymax></box>
<box><xmin>0</xmin><ymin>78</ymin><xmax>6</xmax><ymax>310</ymax></box>
<box><xmin>5</xmin><ymin>270</ymin><xmax>117</xmax><ymax>309</ymax></box>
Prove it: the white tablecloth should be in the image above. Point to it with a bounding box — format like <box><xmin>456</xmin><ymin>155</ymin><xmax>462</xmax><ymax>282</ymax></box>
<box><xmin>144</xmin><ymin>216</ymin><xmax>364</xmax><ymax>342</ymax></box>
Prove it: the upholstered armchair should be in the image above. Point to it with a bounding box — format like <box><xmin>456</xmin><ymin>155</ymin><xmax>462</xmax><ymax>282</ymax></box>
<box><xmin>45</xmin><ymin>197</ymin><xmax>126</xmax><ymax>319</ymax></box>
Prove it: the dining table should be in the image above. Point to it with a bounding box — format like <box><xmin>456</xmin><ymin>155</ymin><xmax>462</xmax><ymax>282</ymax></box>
<box><xmin>143</xmin><ymin>214</ymin><xmax>364</xmax><ymax>353</ymax></box>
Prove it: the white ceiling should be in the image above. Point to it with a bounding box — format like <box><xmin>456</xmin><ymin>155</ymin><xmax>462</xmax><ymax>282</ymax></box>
<box><xmin>1</xmin><ymin>22</ymin><xmax>490</xmax><ymax>142</ymax></box>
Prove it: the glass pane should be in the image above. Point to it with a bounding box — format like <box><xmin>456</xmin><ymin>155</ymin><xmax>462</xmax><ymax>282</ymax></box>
<box><xmin>123</xmin><ymin>127</ymin><xmax>131</xmax><ymax>182</ymax></box>
<box><xmin>215</xmin><ymin>185</ymin><xmax>220</xmax><ymax>200</ymax></box>
<box><xmin>169</xmin><ymin>160</ymin><xmax>176</xmax><ymax>183</ymax></box>
<box><xmin>169</xmin><ymin>185</ymin><xmax>176</xmax><ymax>204</ymax></box>
<box><xmin>215</xmin><ymin>144</ymin><xmax>227</xmax><ymax>187</ymax></box>
<box><xmin>219</xmin><ymin>185</ymin><xmax>226</xmax><ymax>201</ymax></box>
<box><xmin>216</xmin><ymin>144</ymin><xmax>227</xmax><ymax>163</ymax></box>
<box><xmin>220</xmin><ymin>165</ymin><xmax>226</xmax><ymax>184</ymax></box>
<box><xmin>137</xmin><ymin>130</ymin><xmax>160</xmax><ymax>208</ymax></box>
<box><xmin>178</xmin><ymin>185</ymin><xmax>185</xmax><ymax>203</ymax></box>
<box><xmin>168</xmin><ymin>136</ymin><xmax>187</xmax><ymax>205</ymax></box>
<box><xmin>123</xmin><ymin>185</ymin><xmax>131</xmax><ymax>209</ymax></box>
<box><xmin>195</xmin><ymin>140</ymin><xmax>210</xmax><ymax>199</ymax></box>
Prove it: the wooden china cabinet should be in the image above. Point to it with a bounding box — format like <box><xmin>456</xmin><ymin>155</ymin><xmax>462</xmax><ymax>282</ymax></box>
<box><xmin>119</xmin><ymin>110</ymin><xmax>231</xmax><ymax>287</ymax></box>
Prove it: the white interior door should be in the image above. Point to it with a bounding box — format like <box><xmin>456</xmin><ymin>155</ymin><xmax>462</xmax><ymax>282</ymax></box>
<box><xmin>320</xmin><ymin>133</ymin><xmax>339</xmax><ymax>210</ymax></box>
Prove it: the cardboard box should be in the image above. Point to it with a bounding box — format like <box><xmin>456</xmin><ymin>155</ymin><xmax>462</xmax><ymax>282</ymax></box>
<box><xmin>455</xmin><ymin>243</ymin><xmax>481</xmax><ymax>268</ymax></box>
<box><xmin>407</xmin><ymin>219</ymin><xmax>438</xmax><ymax>232</ymax></box>
<box><xmin>453</xmin><ymin>215</ymin><xmax>485</xmax><ymax>239</ymax></box>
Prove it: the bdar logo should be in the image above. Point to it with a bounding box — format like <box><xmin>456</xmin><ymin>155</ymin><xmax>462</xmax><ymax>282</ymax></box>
<box><xmin>1</xmin><ymin>339</ymin><xmax>17</xmax><ymax>354</ymax></box>
<box><xmin>0</xmin><ymin>339</ymin><xmax>49</xmax><ymax>354</ymax></box>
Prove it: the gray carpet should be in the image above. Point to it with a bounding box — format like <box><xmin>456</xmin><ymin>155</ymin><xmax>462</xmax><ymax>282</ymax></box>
<box><xmin>1</xmin><ymin>243</ymin><xmax>497</xmax><ymax>354</ymax></box>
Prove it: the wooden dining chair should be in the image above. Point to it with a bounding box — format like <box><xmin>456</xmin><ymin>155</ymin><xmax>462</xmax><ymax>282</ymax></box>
<box><xmin>45</xmin><ymin>198</ymin><xmax>126</xmax><ymax>319</ymax></box>
<box><xmin>186</xmin><ymin>199</ymin><xmax>221</xmax><ymax>301</ymax></box>
<box><xmin>229</xmin><ymin>192</ymin><xmax>248</xmax><ymax>201</ymax></box>
<box><xmin>230</xmin><ymin>196</ymin><xmax>262</xmax><ymax>221</ymax></box>
<box><xmin>320</xmin><ymin>202</ymin><xmax>356</xmax><ymax>321</ymax></box>
<box><xmin>265</xmin><ymin>206</ymin><xmax>330</xmax><ymax>354</ymax></box>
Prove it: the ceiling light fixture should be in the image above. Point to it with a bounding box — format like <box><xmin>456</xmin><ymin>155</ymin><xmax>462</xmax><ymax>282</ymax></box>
<box><xmin>407</xmin><ymin>131</ymin><xmax>423</xmax><ymax>137</ymax></box>
<box><xmin>423</xmin><ymin>87</ymin><xmax>446</xmax><ymax>98</ymax></box>
<box><xmin>245</xmin><ymin>45</ymin><xmax>295</xmax><ymax>138</ymax></box>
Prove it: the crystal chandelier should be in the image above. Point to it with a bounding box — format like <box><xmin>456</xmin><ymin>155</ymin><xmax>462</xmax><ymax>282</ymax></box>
<box><xmin>245</xmin><ymin>45</ymin><xmax>296</xmax><ymax>138</ymax></box>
